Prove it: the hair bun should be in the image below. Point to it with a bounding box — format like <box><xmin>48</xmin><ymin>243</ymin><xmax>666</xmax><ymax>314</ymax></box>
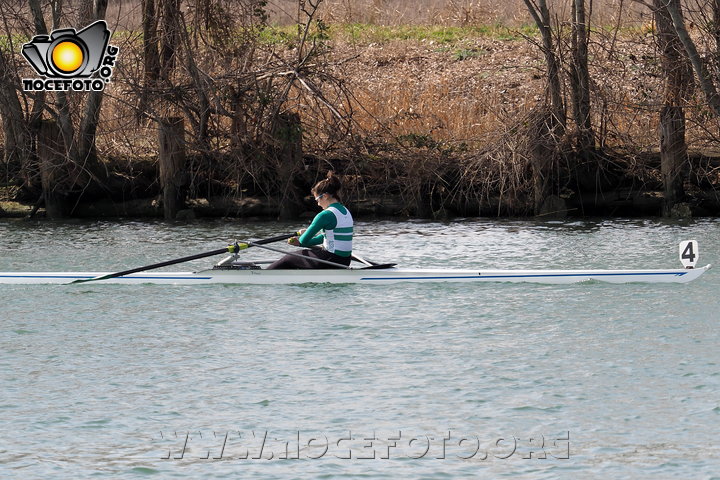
<box><xmin>313</xmin><ymin>171</ymin><xmax>343</xmax><ymax>201</ymax></box>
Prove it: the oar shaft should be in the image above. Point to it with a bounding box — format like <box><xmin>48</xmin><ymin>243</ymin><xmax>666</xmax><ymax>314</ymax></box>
<box><xmin>102</xmin><ymin>247</ymin><xmax>230</xmax><ymax>279</ymax></box>
<box><xmin>72</xmin><ymin>233</ymin><xmax>295</xmax><ymax>284</ymax></box>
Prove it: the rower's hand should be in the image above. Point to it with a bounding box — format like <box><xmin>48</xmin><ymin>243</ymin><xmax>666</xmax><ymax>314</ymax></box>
<box><xmin>288</xmin><ymin>229</ymin><xmax>305</xmax><ymax>246</ymax></box>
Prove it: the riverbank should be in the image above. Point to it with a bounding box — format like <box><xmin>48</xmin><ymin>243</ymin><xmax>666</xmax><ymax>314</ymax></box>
<box><xmin>3</xmin><ymin>22</ymin><xmax>720</xmax><ymax>219</ymax></box>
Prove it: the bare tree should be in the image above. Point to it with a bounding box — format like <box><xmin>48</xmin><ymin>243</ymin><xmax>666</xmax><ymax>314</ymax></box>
<box><xmin>522</xmin><ymin>0</ymin><xmax>567</xmax><ymax>215</ymax></box>
<box><xmin>11</xmin><ymin>0</ymin><xmax>113</xmax><ymax>217</ymax></box>
<box><xmin>78</xmin><ymin>0</ymin><xmax>109</xmax><ymax>165</ymax></box>
<box><xmin>653</xmin><ymin>0</ymin><xmax>693</xmax><ymax>215</ymax></box>
<box><xmin>0</xmin><ymin>49</ymin><xmax>30</xmax><ymax>171</ymax></box>
<box><xmin>665</xmin><ymin>0</ymin><xmax>720</xmax><ymax>117</ymax></box>
<box><xmin>570</xmin><ymin>0</ymin><xmax>594</xmax><ymax>155</ymax></box>
<box><xmin>128</xmin><ymin>0</ymin><xmax>353</xmax><ymax>218</ymax></box>
<box><xmin>522</xmin><ymin>0</ymin><xmax>565</xmax><ymax>126</ymax></box>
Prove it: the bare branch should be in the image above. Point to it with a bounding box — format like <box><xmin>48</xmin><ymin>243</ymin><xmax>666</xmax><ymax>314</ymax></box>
<box><xmin>665</xmin><ymin>0</ymin><xmax>720</xmax><ymax>116</ymax></box>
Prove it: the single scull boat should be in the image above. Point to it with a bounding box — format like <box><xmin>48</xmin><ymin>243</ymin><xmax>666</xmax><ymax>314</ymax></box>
<box><xmin>0</xmin><ymin>240</ymin><xmax>710</xmax><ymax>285</ymax></box>
<box><xmin>0</xmin><ymin>264</ymin><xmax>710</xmax><ymax>285</ymax></box>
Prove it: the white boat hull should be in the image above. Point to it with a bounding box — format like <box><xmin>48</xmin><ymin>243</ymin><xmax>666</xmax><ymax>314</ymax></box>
<box><xmin>0</xmin><ymin>265</ymin><xmax>710</xmax><ymax>285</ymax></box>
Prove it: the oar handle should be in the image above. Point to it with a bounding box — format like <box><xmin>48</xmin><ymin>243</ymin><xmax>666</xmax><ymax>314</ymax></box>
<box><xmin>254</xmin><ymin>233</ymin><xmax>297</xmax><ymax>245</ymax></box>
<box><xmin>229</xmin><ymin>233</ymin><xmax>298</xmax><ymax>252</ymax></box>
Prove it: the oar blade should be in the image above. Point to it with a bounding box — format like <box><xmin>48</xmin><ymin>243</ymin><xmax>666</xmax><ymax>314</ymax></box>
<box><xmin>71</xmin><ymin>273</ymin><xmax>114</xmax><ymax>284</ymax></box>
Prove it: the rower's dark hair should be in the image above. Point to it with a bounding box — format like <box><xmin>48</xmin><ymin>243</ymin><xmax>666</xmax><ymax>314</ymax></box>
<box><xmin>312</xmin><ymin>171</ymin><xmax>343</xmax><ymax>201</ymax></box>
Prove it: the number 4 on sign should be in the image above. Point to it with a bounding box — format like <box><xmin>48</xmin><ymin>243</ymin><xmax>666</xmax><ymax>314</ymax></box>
<box><xmin>679</xmin><ymin>240</ymin><xmax>699</xmax><ymax>269</ymax></box>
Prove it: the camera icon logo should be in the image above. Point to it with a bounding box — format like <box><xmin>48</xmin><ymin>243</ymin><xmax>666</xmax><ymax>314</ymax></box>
<box><xmin>21</xmin><ymin>20</ymin><xmax>119</xmax><ymax>92</ymax></box>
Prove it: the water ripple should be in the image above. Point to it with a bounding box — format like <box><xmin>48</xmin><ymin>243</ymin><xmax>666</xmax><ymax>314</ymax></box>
<box><xmin>1</xmin><ymin>218</ymin><xmax>718</xmax><ymax>478</ymax></box>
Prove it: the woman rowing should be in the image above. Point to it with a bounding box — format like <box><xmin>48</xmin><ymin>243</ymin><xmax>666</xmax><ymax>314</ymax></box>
<box><xmin>266</xmin><ymin>172</ymin><xmax>353</xmax><ymax>269</ymax></box>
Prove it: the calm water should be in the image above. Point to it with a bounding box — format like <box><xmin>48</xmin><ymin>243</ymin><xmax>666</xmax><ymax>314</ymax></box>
<box><xmin>0</xmin><ymin>218</ymin><xmax>718</xmax><ymax>479</ymax></box>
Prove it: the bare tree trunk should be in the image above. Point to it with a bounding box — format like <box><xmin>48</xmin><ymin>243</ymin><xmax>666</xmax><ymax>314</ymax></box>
<box><xmin>528</xmin><ymin>109</ymin><xmax>563</xmax><ymax>216</ymax></box>
<box><xmin>38</xmin><ymin>120</ymin><xmax>68</xmax><ymax>219</ymax></box>
<box><xmin>143</xmin><ymin>0</ymin><xmax>190</xmax><ymax>219</ymax></box>
<box><xmin>523</xmin><ymin>0</ymin><xmax>565</xmax><ymax>126</ymax></box>
<box><xmin>28</xmin><ymin>0</ymin><xmax>48</xmax><ymax>35</ymax></box>
<box><xmin>179</xmin><ymin>11</ymin><xmax>211</xmax><ymax>150</ymax></box>
<box><xmin>160</xmin><ymin>0</ymin><xmax>181</xmax><ymax>84</ymax></box>
<box><xmin>79</xmin><ymin>0</ymin><xmax>94</xmax><ymax>26</ymax></box>
<box><xmin>273</xmin><ymin>112</ymin><xmax>304</xmax><ymax>220</ymax></box>
<box><xmin>654</xmin><ymin>0</ymin><xmax>693</xmax><ymax>216</ymax></box>
<box><xmin>0</xmin><ymin>50</ymin><xmax>31</xmax><ymax>171</ymax></box>
<box><xmin>522</xmin><ymin>0</ymin><xmax>566</xmax><ymax>214</ymax></box>
<box><xmin>140</xmin><ymin>0</ymin><xmax>160</xmax><ymax>117</ymax></box>
<box><xmin>78</xmin><ymin>0</ymin><xmax>110</xmax><ymax>167</ymax></box>
<box><xmin>659</xmin><ymin>105</ymin><xmax>686</xmax><ymax>211</ymax></box>
<box><xmin>56</xmin><ymin>92</ymin><xmax>79</xmax><ymax>170</ymax></box>
<box><xmin>570</xmin><ymin>0</ymin><xmax>594</xmax><ymax>153</ymax></box>
<box><xmin>158</xmin><ymin>117</ymin><xmax>187</xmax><ymax>219</ymax></box>
<box><xmin>78</xmin><ymin>93</ymin><xmax>105</xmax><ymax>167</ymax></box>
<box><xmin>30</xmin><ymin>0</ymin><xmax>50</xmax><ymax>149</ymax></box>
<box><xmin>49</xmin><ymin>0</ymin><xmax>62</xmax><ymax>29</ymax></box>
<box><xmin>28</xmin><ymin>0</ymin><xmax>74</xmax><ymax>187</ymax></box>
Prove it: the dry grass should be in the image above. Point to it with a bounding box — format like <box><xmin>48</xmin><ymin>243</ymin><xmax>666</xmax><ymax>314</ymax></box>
<box><xmin>334</xmin><ymin>37</ymin><xmax>543</xmax><ymax>145</ymax></box>
<box><xmin>265</xmin><ymin>0</ymin><xmax>651</xmax><ymax>27</ymax></box>
<box><xmin>323</xmin><ymin>25</ymin><xmax>720</xmax><ymax>149</ymax></box>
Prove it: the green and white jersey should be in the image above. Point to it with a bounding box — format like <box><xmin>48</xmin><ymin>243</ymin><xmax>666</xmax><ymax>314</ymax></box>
<box><xmin>323</xmin><ymin>205</ymin><xmax>353</xmax><ymax>255</ymax></box>
<box><xmin>297</xmin><ymin>203</ymin><xmax>353</xmax><ymax>257</ymax></box>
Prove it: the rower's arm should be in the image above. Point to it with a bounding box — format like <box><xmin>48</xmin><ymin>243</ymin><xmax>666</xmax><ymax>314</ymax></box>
<box><xmin>298</xmin><ymin>210</ymin><xmax>336</xmax><ymax>247</ymax></box>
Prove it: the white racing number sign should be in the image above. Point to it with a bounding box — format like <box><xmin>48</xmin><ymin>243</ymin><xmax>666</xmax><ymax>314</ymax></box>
<box><xmin>678</xmin><ymin>240</ymin><xmax>699</xmax><ymax>269</ymax></box>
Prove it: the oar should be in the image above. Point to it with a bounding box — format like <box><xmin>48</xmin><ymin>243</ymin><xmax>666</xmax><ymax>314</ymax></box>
<box><xmin>71</xmin><ymin>233</ymin><xmax>295</xmax><ymax>284</ymax></box>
